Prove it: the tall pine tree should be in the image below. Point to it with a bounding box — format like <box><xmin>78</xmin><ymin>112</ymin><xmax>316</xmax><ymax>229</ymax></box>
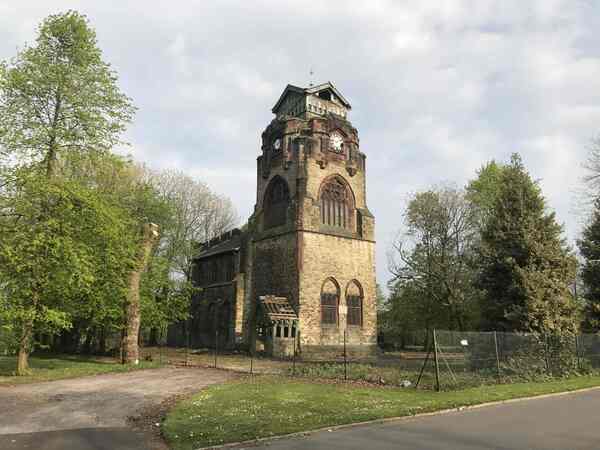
<box><xmin>478</xmin><ymin>154</ymin><xmax>579</xmax><ymax>334</ymax></box>
<box><xmin>577</xmin><ymin>197</ymin><xmax>600</xmax><ymax>331</ymax></box>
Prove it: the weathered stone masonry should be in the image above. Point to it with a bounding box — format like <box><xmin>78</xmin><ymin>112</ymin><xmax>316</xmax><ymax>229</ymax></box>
<box><xmin>169</xmin><ymin>82</ymin><xmax>377</xmax><ymax>357</ymax></box>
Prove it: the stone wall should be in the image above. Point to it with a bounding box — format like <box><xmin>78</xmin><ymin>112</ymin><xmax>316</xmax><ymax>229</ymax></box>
<box><xmin>297</xmin><ymin>232</ymin><xmax>377</xmax><ymax>354</ymax></box>
<box><xmin>252</xmin><ymin>233</ymin><xmax>298</xmax><ymax>305</ymax></box>
<box><xmin>191</xmin><ymin>283</ymin><xmax>237</xmax><ymax>349</ymax></box>
<box><xmin>249</xmin><ymin>233</ymin><xmax>299</xmax><ymax>348</ymax></box>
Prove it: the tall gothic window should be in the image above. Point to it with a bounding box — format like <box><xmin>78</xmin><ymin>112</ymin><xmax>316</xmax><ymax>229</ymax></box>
<box><xmin>321</xmin><ymin>278</ymin><xmax>340</xmax><ymax>325</ymax></box>
<box><xmin>264</xmin><ymin>177</ymin><xmax>290</xmax><ymax>229</ymax></box>
<box><xmin>346</xmin><ymin>280</ymin><xmax>363</xmax><ymax>327</ymax></box>
<box><xmin>320</xmin><ymin>176</ymin><xmax>353</xmax><ymax>229</ymax></box>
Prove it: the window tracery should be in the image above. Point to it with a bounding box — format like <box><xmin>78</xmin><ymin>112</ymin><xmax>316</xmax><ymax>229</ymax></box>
<box><xmin>320</xmin><ymin>177</ymin><xmax>353</xmax><ymax>229</ymax></box>
<box><xmin>264</xmin><ymin>177</ymin><xmax>290</xmax><ymax>229</ymax></box>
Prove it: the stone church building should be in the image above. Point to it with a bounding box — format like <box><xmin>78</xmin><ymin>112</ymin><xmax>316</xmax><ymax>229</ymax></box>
<box><xmin>169</xmin><ymin>82</ymin><xmax>377</xmax><ymax>358</ymax></box>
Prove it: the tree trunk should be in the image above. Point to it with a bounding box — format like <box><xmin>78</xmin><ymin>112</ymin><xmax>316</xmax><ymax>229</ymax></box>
<box><xmin>17</xmin><ymin>319</ymin><xmax>33</xmax><ymax>375</ymax></box>
<box><xmin>16</xmin><ymin>290</ymin><xmax>41</xmax><ymax>376</ymax></box>
<box><xmin>122</xmin><ymin>223</ymin><xmax>159</xmax><ymax>364</ymax></box>
<box><xmin>82</xmin><ymin>329</ymin><xmax>94</xmax><ymax>355</ymax></box>
<box><xmin>98</xmin><ymin>327</ymin><xmax>106</xmax><ymax>355</ymax></box>
<box><xmin>148</xmin><ymin>327</ymin><xmax>159</xmax><ymax>346</ymax></box>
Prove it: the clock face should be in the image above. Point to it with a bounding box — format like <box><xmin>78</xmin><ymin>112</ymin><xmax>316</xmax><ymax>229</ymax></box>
<box><xmin>330</xmin><ymin>133</ymin><xmax>344</xmax><ymax>153</ymax></box>
<box><xmin>273</xmin><ymin>138</ymin><xmax>281</xmax><ymax>151</ymax></box>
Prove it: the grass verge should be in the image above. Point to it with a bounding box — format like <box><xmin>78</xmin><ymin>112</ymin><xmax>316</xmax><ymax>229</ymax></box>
<box><xmin>163</xmin><ymin>374</ymin><xmax>600</xmax><ymax>450</ymax></box>
<box><xmin>0</xmin><ymin>354</ymin><xmax>160</xmax><ymax>385</ymax></box>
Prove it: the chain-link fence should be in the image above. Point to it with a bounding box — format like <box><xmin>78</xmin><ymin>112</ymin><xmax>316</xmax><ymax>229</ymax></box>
<box><xmin>137</xmin><ymin>329</ymin><xmax>600</xmax><ymax>391</ymax></box>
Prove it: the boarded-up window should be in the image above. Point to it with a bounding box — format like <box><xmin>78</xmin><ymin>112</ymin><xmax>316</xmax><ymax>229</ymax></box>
<box><xmin>321</xmin><ymin>278</ymin><xmax>339</xmax><ymax>325</ymax></box>
<box><xmin>264</xmin><ymin>177</ymin><xmax>290</xmax><ymax>229</ymax></box>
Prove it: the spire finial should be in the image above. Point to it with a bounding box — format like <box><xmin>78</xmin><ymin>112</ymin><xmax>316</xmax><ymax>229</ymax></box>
<box><xmin>309</xmin><ymin>67</ymin><xmax>314</xmax><ymax>87</ymax></box>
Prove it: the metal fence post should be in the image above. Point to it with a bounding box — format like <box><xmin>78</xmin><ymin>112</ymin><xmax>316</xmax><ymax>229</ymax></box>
<box><xmin>575</xmin><ymin>335</ymin><xmax>580</xmax><ymax>371</ymax></box>
<box><xmin>214</xmin><ymin>329</ymin><xmax>218</xmax><ymax>369</ymax></box>
<box><xmin>415</xmin><ymin>340</ymin><xmax>432</xmax><ymax>389</ymax></box>
<box><xmin>292</xmin><ymin>332</ymin><xmax>297</xmax><ymax>377</ymax></box>
<box><xmin>433</xmin><ymin>329</ymin><xmax>440</xmax><ymax>392</ymax></box>
<box><xmin>344</xmin><ymin>329</ymin><xmax>348</xmax><ymax>382</ymax></box>
<box><xmin>185</xmin><ymin>325</ymin><xmax>190</xmax><ymax>367</ymax></box>
<box><xmin>493</xmin><ymin>331</ymin><xmax>501</xmax><ymax>378</ymax></box>
<box><xmin>544</xmin><ymin>334</ymin><xmax>550</xmax><ymax>375</ymax></box>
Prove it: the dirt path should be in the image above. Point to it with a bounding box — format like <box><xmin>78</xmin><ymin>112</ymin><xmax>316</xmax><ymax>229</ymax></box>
<box><xmin>0</xmin><ymin>366</ymin><xmax>234</xmax><ymax>449</ymax></box>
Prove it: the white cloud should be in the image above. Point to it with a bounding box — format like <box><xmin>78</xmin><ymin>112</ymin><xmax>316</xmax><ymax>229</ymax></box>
<box><xmin>2</xmin><ymin>0</ymin><xmax>600</xmax><ymax>289</ymax></box>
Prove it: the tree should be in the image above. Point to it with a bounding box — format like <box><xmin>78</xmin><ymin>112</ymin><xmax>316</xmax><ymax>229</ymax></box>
<box><xmin>139</xmin><ymin>255</ymin><xmax>194</xmax><ymax>344</ymax></box>
<box><xmin>0</xmin><ymin>168</ymin><xmax>137</xmax><ymax>373</ymax></box>
<box><xmin>478</xmin><ymin>154</ymin><xmax>579</xmax><ymax>334</ymax></box>
<box><xmin>383</xmin><ymin>279</ymin><xmax>435</xmax><ymax>349</ymax></box>
<box><xmin>577</xmin><ymin>197</ymin><xmax>600</xmax><ymax>331</ymax></box>
<box><xmin>0</xmin><ymin>11</ymin><xmax>134</xmax><ymax>178</ymax></box>
<box><xmin>389</xmin><ymin>186</ymin><xmax>481</xmax><ymax>332</ymax></box>
<box><xmin>89</xmin><ymin>162</ymin><xmax>172</xmax><ymax>365</ymax></box>
<box><xmin>140</xmin><ymin>169</ymin><xmax>237</xmax><ymax>346</ymax></box>
<box><xmin>149</xmin><ymin>169</ymin><xmax>238</xmax><ymax>280</ymax></box>
<box><xmin>123</xmin><ymin>222</ymin><xmax>160</xmax><ymax>364</ymax></box>
<box><xmin>466</xmin><ymin>160</ymin><xmax>506</xmax><ymax>229</ymax></box>
<box><xmin>0</xmin><ymin>11</ymin><xmax>134</xmax><ymax>374</ymax></box>
<box><xmin>582</xmin><ymin>137</ymin><xmax>600</xmax><ymax>201</ymax></box>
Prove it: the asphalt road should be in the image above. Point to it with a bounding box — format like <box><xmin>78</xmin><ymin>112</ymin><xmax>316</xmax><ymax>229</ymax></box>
<box><xmin>258</xmin><ymin>388</ymin><xmax>600</xmax><ymax>450</ymax></box>
<box><xmin>0</xmin><ymin>366</ymin><xmax>233</xmax><ymax>450</ymax></box>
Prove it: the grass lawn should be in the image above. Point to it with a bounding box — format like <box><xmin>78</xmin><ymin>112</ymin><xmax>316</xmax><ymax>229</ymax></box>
<box><xmin>163</xmin><ymin>374</ymin><xmax>600</xmax><ymax>450</ymax></box>
<box><xmin>0</xmin><ymin>354</ymin><xmax>160</xmax><ymax>385</ymax></box>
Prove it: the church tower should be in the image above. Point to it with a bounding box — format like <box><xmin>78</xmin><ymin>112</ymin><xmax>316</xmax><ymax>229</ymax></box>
<box><xmin>250</xmin><ymin>82</ymin><xmax>377</xmax><ymax>357</ymax></box>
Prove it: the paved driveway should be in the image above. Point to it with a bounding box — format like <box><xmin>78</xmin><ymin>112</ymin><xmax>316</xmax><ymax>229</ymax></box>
<box><xmin>0</xmin><ymin>366</ymin><xmax>233</xmax><ymax>450</ymax></box>
<box><xmin>258</xmin><ymin>388</ymin><xmax>600</xmax><ymax>450</ymax></box>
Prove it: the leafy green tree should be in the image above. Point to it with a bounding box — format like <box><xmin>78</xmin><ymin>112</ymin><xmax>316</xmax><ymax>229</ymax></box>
<box><xmin>0</xmin><ymin>10</ymin><xmax>134</xmax><ymax>178</ymax></box>
<box><xmin>382</xmin><ymin>279</ymin><xmax>436</xmax><ymax>349</ymax></box>
<box><xmin>577</xmin><ymin>197</ymin><xmax>600</xmax><ymax>331</ymax></box>
<box><xmin>466</xmin><ymin>160</ymin><xmax>506</xmax><ymax>228</ymax></box>
<box><xmin>389</xmin><ymin>186</ymin><xmax>481</xmax><ymax>332</ymax></box>
<box><xmin>51</xmin><ymin>155</ymin><xmax>157</xmax><ymax>356</ymax></box>
<box><xmin>139</xmin><ymin>256</ymin><xmax>194</xmax><ymax>344</ymax></box>
<box><xmin>478</xmin><ymin>154</ymin><xmax>579</xmax><ymax>334</ymax></box>
<box><xmin>74</xmin><ymin>159</ymin><xmax>172</xmax><ymax>364</ymax></box>
<box><xmin>0</xmin><ymin>168</ymin><xmax>136</xmax><ymax>373</ymax></box>
<box><xmin>0</xmin><ymin>11</ymin><xmax>134</xmax><ymax>374</ymax></box>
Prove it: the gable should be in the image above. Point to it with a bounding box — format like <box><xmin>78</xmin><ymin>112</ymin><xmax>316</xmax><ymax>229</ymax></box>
<box><xmin>271</xmin><ymin>85</ymin><xmax>304</xmax><ymax>114</ymax></box>
<box><xmin>305</xmin><ymin>82</ymin><xmax>351</xmax><ymax>109</ymax></box>
<box><xmin>271</xmin><ymin>81</ymin><xmax>351</xmax><ymax>115</ymax></box>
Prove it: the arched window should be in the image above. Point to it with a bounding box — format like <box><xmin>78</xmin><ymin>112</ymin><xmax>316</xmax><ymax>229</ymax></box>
<box><xmin>264</xmin><ymin>177</ymin><xmax>290</xmax><ymax>229</ymax></box>
<box><xmin>346</xmin><ymin>281</ymin><xmax>363</xmax><ymax>327</ymax></box>
<box><xmin>319</xmin><ymin>176</ymin><xmax>353</xmax><ymax>229</ymax></box>
<box><xmin>321</xmin><ymin>278</ymin><xmax>340</xmax><ymax>325</ymax></box>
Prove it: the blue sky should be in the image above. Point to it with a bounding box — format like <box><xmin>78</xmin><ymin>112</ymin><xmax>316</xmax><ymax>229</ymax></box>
<box><xmin>3</xmin><ymin>1</ymin><xmax>600</xmax><ymax>289</ymax></box>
